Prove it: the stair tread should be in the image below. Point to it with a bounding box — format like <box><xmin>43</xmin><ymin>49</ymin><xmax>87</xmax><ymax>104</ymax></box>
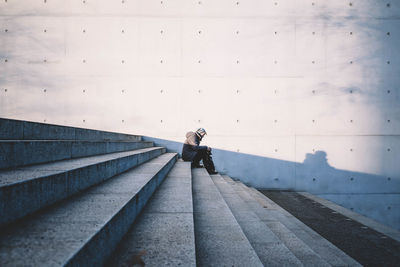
<box><xmin>242</xmin><ymin>184</ymin><xmax>362</xmax><ymax>266</ymax></box>
<box><xmin>0</xmin><ymin>146</ymin><xmax>162</xmax><ymax>186</ymax></box>
<box><xmin>192</xmin><ymin>168</ymin><xmax>263</xmax><ymax>267</ymax></box>
<box><xmin>0</xmin><ymin>140</ymin><xmax>154</xmax><ymax>170</ymax></box>
<box><xmin>0</xmin><ymin>146</ymin><xmax>165</xmax><ymax>228</ymax></box>
<box><xmin>220</xmin><ymin>175</ymin><xmax>336</xmax><ymax>266</ymax></box>
<box><xmin>0</xmin><ymin>118</ymin><xmax>141</xmax><ymax>141</ymax></box>
<box><xmin>0</xmin><ymin>153</ymin><xmax>177</xmax><ymax>266</ymax></box>
<box><xmin>109</xmin><ymin>160</ymin><xmax>196</xmax><ymax>267</ymax></box>
<box><xmin>269</xmin><ymin>191</ymin><xmax>400</xmax><ymax>266</ymax></box>
<box><xmin>212</xmin><ymin>174</ymin><xmax>304</xmax><ymax>267</ymax></box>
<box><xmin>0</xmin><ymin>140</ymin><xmax>149</xmax><ymax>143</ymax></box>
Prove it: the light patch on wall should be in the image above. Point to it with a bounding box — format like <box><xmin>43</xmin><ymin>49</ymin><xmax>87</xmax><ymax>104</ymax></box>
<box><xmin>0</xmin><ymin>0</ymin><xmax>399</xmax><ymax>190</ymax></box>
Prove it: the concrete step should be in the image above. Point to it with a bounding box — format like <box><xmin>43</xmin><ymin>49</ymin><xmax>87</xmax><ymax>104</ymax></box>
<box><xmin>192</xmin><ymin>168</ymin><xmax>263</xmax><ymax>267</ymax></box>
<box><xmin>264</xmin><ymin>190</ymin><xmax>400</xmax><ymax>266</ymax></box>
<box><xmin>211</xmin><ymin>174</ymin><xmax>304</xmax><ymax>267</ymax></box>
<box><xmin>108</xmin><ymin>160</ymin><xmax>196</xmax><ymax>267</ymax></box>
<box><xmin>0</xmin><ymin>153</ymin><xmax>177</xmax><ymax>266</ymax></box>
<box><xmin>241</xmin><ymin>183</ymin><xmax>361</xmax><ymax>266</ymax></box>
<box><xmin>0</xmin><ymin>140</ymin><xmax>153</xmax><ymax>170</ymax></box>
<box><xmin>0</xmin><ymin>118</ymin><xmax>141</xmax><ymax>141</ymax></box>
<box><xmin>222</xmin><ymin>176</ymin><xmax>332</xmax><ymax>266</ymax></box>
<box><xmin>0</xmin><ymin>146</ymin><xmax>165</xmax><ymax>227</ymax></box>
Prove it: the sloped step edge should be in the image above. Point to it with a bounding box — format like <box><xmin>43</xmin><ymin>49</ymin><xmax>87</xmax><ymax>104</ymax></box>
<box><xmin>65</xmin><ymin>153</ymin><xmax>178</xmax><ymax>266</ymax></box>
<box><xmin>192</xmin><ymin>169</ymin><xmax>263</xmax><ymax>267</ymax></box>
<box><xmin>245</xmin><ymin>186</ymin><xmax>362</xmax><ymax>267</ymax></box>
<box><xmin>0</xmin><ymin>147</ymin><xmax>165</xmax><ymax>227</ymax></box>
<box><xmin>212</xmin><ymin>174</ymin><xmax>305</xmax><ymax>267</ymax></box>
<box><xmin>0</xmin><ymin>118</ymin><xmax>142</xmax><ymax>141</ymax></box>
<box><xmin>0</xmin><ymin>141</ymin><xmax>154</xmax><ymax>170</ymax></box>
<box><xmin>222</xmin><ymin>176</ymin><xmax>333</xmax><ymax>267</ymax></box>
<box><xmin>108</xmin><ymin>160</ymin><xmax>196</xmax><ymax>267</ymax></box>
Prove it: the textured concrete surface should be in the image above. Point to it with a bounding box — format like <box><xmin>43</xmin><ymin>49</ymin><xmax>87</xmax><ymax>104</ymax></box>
<box><xmin>247</xmin><ymin>186</ymin><xmax>361</xmax><ymax>266</ymax></box>
<box><xmin>0</xmin><ymin>118</ymin><xmax>141</xmax><ymax>141</ymax></box>
<box><xmin>263</xmin><ymin>190</ymin><xmax>400</xmax><ymax>267</ymax></box>
<box><xmin>222</xmin><ymin>176</ymin><xmax>332</xmax><ymax>267</ymax></box>
<box><xmin>265</xmin><ymin>220</ymin><xmax>330</xmax><ymax>267</ymax></box>
<box><xmin>109</xmin><ymin>160</ymin><xmax>196</xmax><ymax>267</ymax></box>
<box><xmin>0</xmin><ymin>140</ymin><xmax>153</xmax><ymax>169</ymax></box>
<box><xmin>0</xmin><ymin>153</ymin><xmax>177</xmax><ymax>266</ymax></box>
<box><xmin>211</xmin><ymin>174</ymin><xmax>303</xmax><ymax>267</ymax></box>
<box><xmin>0</xmin><ymin>146</ymin><xmax>165</xmax><ymax>226</ymax></box>
<box><xmin>192</xmin><ymin>168</ymin><xmax>262</xmax><ymax>267</ymax></box>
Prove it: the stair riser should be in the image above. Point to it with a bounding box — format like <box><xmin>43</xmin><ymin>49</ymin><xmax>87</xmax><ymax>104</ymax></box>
<box><xmin>245</xmin><ymin>187</ymin><xmax>360</xmax><ymax>266</ymax></box>
<box><xmin>65</xmin><ymin>154</ymin><xmax>177</xmax><ymax>266</ymax></box>
<box><xmin>108</xmin><ymin>161</ymin><xmax>196</xmax><ymax>267</ymax></box>
<box><xmin>0</xmin><ymin>118</ymin><xmax>141</xmax><ymax>141</ymax></box>
<box><xmin>0</xmin><ymin>141</ymin><xmax>153</xmax><ymax>169</ymax></box>
<box><xmin>0</xmin><ymin>148</ymin><xmax>165</xmax><ymax>227</ymax></box>
<box><xmin>193</xmin><ymin>169</ymin><xmax>264</xmax><ymax>267</ymax></box>
<box><xmin>212</xmin><ymin>175</ymin><xmax>304</xmax><ymax>267</ymax></box>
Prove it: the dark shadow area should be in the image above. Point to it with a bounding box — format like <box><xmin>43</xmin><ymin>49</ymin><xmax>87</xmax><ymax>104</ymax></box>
<box><xmin>262</xmin><ymin>191</ymin><xmax>400</xmax><ymax>267</ymax></box>
<box><xmin>142</xmin><ymin>135</ymin><xmax>400</xmax><ymax>231</ymax></box>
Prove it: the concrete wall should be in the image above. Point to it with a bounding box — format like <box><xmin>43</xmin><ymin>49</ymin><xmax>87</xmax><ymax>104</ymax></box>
<box><xmin>1</xmin><ymin>1</ymin><xmax>399</xmax><ymax>229</ymax></box>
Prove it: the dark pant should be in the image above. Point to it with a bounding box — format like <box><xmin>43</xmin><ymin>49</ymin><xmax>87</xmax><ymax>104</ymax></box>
<box><xmin>192</xmin><ymin>149</ymin><xmax>207</xmax><ymax>167</ymax></box>
<box><xmin>192</xmin><ymin>150</ymin><xmax>216</xmax><ymax>174</ymax></box>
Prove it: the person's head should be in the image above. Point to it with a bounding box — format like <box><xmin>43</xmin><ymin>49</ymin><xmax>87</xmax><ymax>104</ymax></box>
<box><xmin>196</xmin><ymin>128</ymin><xmax>207</xmax><ymax>139</ymax></box>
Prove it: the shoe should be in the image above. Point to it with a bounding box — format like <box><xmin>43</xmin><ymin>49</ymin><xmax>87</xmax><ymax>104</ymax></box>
<box><xmin>208</xmin><ymin>170</ymin><xmax>218</xmax><ymax>175</ymax></box>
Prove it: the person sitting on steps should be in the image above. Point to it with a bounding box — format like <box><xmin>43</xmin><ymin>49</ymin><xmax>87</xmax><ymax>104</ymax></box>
<box><xmin>182</xmin><ymin>128</ymin><xmax>218</xmax><ymax>175</ymax></box>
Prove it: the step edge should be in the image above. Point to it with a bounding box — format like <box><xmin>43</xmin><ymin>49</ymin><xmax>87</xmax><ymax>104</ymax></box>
<box><xmin>0</xmin><ymin>147</ymin><xmax>166</xmax><ymax>227</ymax></box>
<box><xmin>246</xmin><ymin>186</ymin><xmax>362</xmax><ymax>266</ymax></box>
<box><xmin>1</xmin><ymin>147</ymin><xmax>164</xmax><ymax>187</ymax></box>
<box><xmin>193</xmin><ymin>169</ymin><xmax>263</xmax><ymax>266</ymax></box>
<box><xmin>0</xmin><ymin>141</ymin><xmax>154</xmax><ymax>170</ymax></box>
<box><xmin>107</xmin><ymin>159</ymin><xmax>196</xmax><ymax>267</ymax></box>
<box><xmin>0</xmin><ymin>117</ymin><xmax>142</xmax><ymax>141</ymax></box>
<box><xmin>222</xmin><ymin>176</ymin><xmax>333</xmax><ymax>267</ymax></box>
<box><xmin>211</xmin><ymin>174</ymin><xmax>306</xmax><ymax>266</ymax></box>
<box><xmin>63</xmin><ymin>153</ymin><xmax>178</xmax><ymax>266</ymax></box>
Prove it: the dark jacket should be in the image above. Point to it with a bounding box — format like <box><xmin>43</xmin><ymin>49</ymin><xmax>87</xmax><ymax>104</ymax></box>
<box><xmin>182</xmin><ymin>131</ymin><xmax>208</xmax><ymax>161</ymax></box>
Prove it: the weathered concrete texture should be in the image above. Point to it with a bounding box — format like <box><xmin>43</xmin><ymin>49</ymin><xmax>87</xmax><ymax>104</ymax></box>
<box><xmin>211</xmin><ymin>174</ymin><xmax>303</xmax><ymax>267</ymax></box>
<box><xmin>0</xmin><ymin>118</ymin><xmax>141</xmax><ymax>141</ymax></box>
<box><xmin>0</xmin><ymin>147</ymin><xmax>165</xmax><ymax>227</ymax></box>
<box><xmin>109</xmin><ymin>160</ymin><xmax>196</xmax><ymax>267</ymax></box>
<box><xmin>267</xmin><ymin>191</ymin><xmax>400</xmax><ymax>267</ymax></box>
<box><xmin>0</xmin><ymin>140</ymin><xmax>153</xmax><ymax>169</ymax></box>
<box><xmin>246</xmin><ymin>186</ymin><xmax>361</xmax><ymax>266</ymax></box>
<box><xmin>299</xmin><ymin>192</ymin><xmax>400</xmax><ymax>242</ymax></box>
<box><xmin>222</xmin><ymin>176</ymin><xmax>332</xmax><ymax>267</ymax></box>
<box><xmin>192</xmin><ymin>168</ymin><xmax>263</xmax><ymax>267</ymax></box>
<box><xmin>0</xmin><ymin>153</ymin><xmax>177</xmax><ymax>267</ymax></box>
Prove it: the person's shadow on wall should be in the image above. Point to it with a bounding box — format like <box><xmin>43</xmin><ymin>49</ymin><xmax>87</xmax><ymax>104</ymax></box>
<box><xmin>303</xmin><ymin>151</ymin><xmax>330</xmax><ymax>168</ymax></box>
<box><xmin>143</xmin><ymin>135</ymin><xmax>399</xmax><ymax>231</ymax></box>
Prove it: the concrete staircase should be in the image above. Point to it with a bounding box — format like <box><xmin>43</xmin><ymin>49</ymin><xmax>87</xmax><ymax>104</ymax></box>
<box><xmin>0</xmin><ymin>118</ymin><xmax>364</xmax><ymax>266</ymax></box>
<box><xmin>214</xmin><ymin>175</ymin><xmax>361</xmax><ymax>267</ymax></box>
